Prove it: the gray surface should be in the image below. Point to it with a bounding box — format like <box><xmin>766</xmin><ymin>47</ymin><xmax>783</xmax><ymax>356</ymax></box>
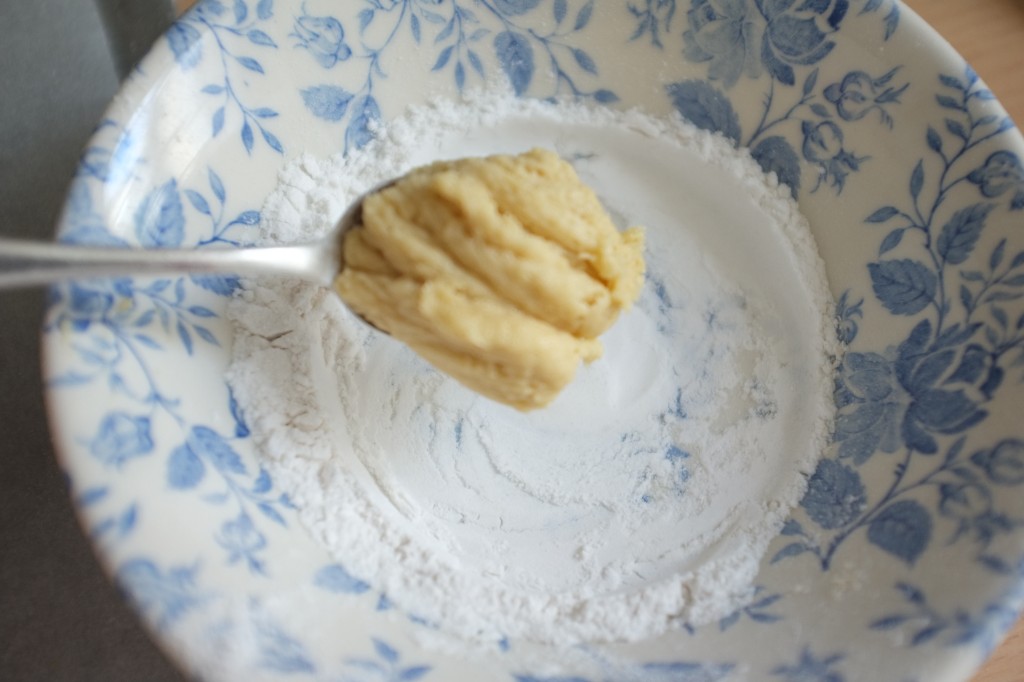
<box><xmin>0</xmin><ymin>1</ymin><xmax>182</xmax><ymax>680</ymax></box>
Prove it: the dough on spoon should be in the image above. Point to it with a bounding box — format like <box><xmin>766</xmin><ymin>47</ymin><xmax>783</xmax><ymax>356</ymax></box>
<box><xmin>334</xmin><ymin>148</ymin><xmax>645</xmax><ymax>410</ymax></box>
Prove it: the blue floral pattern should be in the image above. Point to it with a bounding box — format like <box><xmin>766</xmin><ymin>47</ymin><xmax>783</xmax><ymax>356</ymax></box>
<box><xmin>44</xmin><ymin>1</ymin><xmax>1024</xmax><ymax>681</ymax></box>
<box><xmin>669</xmin><ymin>0</ymin><xmax>908</xmax><ymax>195</ymax></box>
<box><xmin>293</xmin><ymin>0</ymin><xmax>617</xmax><ymax>151</ymax></box>
<box><xmin>168</xmin><ymin>0</ymin><xmax>283</xmax><ymax>154</ymax></box>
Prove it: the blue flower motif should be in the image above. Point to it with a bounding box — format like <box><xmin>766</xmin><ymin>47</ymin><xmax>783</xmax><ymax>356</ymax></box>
<box><xmin>971</xmin><ymin>439</ymin><xmax>1024</xmax><ymax>485</ymax></box>
<box><xmin>967</xmin><ymin>151</ymin><xmax>1024</xmax><ymax>209</ymax></box>
<box><xmin>292</xmin><ymin>14</ymin><xmax>352</xmax><ymax>69</ymax></box>
<box><xmin>66</xmin><ymin>283</ymin><xmax>114</xmax><ymax>330</ymax></box>
<box><xmin>89</xmin><ymin>413</ymin><xmax>154</xmax><ymax>468</ymax></box>
<box><xmin>938</xmin><ymin>481</ymin><xmax>991</xmax><ymax>521</ymax></box>
<box><xmin>832</xmin><ymin>351</ymin><xmax>905</xmax><ymax>462</ymax></box>
<box><xmin>61</xmin><ymin>278</ymin><xmax>137</xmax><ymax>331</ymax></box>
<box><xmin>800</xmin><ymin>120</ymin><xmax>863</xmax><ymax>192</ymax></box>
<box><xmin>834</xmin><ymin>290</ymin><xmax>863</xmax><ymax>344</ymax></box>
<box><xmin>167</xmin><ymin>21</ymin><xmax>203</xmax><ymax>69</ymax></box>
<box><xmin>834</xmin><ymin>323</ymin><xmax>989</xmax><ymax>462</ymax></box>
<box><xmin>682</xmin><ymin>0</ymin><xmax>763</xmax><ymax>88</ymax></box>
<box><xmin>823</xmin><ymin>68</ymin><xmax>908</xmax><ymax>125</ymax></box>
<box><xmin>216</xmin><ymin>513</ymin><xmax>267</xmax><ymax>573</ymax></box>
<box><xmin>117</xmin><ymin>559</ymin><xmax>204</xmax><ymax>630</ymax></box>
<box><xmin>800</xmin><ymin>459</ymin><xmax>866</xmax><ymax>529</ymax></box>
<box><xmin>135</xmin><ymin>180</ymin><xmax>185</xmax><ymax>248</ymax></box>
<box><xmin>491</xmin><ymin>0</ymin><xmax>542</xmax><ymax>15</ymax></box>
<box><xmin>759</xmin><ymin>0</ymin><xmax>848</xmax><ymax>86</ymax></box>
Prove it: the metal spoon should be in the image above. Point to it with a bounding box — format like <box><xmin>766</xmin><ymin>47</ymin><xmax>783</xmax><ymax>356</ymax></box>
<box><xmin>0</xmin><ymin>182</ymin><xmax>382</xmax><ymax>290</ymax></box>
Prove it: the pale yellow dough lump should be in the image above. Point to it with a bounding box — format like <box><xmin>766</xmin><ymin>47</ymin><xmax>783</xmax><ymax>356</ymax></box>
<box><xmin>334</xmin><ymin>148</ymin><xmax>645</xmax><ymax>410</ymax></box>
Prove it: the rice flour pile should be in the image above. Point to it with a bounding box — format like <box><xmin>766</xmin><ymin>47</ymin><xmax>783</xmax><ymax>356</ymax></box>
<box><xmin>226</xmin><ymin>90</ymin><xmax>840</xmax><ymax>647</ymax></box>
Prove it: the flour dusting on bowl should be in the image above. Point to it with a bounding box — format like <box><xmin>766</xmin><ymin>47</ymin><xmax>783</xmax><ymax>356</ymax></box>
<box><xmin>226</xmin><ymin>91</ymin><xmax>840</xmax><ymax>647</ymax></box>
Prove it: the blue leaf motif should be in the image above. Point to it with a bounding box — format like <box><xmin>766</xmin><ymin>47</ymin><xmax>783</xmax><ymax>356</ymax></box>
<box><xmin>494</xmin><ymin>31</ymin><xmax>534</xmax><ymax>96</ymax></box>
<box><xmin>432</xmin><ymin>45</ymin><xmax>455</xmax><ymax>71</ymax></box>
<box><xmin>373</xmin><ymin>638</ymin><xmax>400</xmax><ymax>664</ymax></box>
<box><xmin>641</xmin><ymin>661</ymin><xmax>735</xmax><ymax>681</ymax></box>
<box><xmin>135</xmin><ymin>180</ymin><xmax>185</xmax><ymax>248</ymax></box>
<box><xmin>189</xmin><ymin>426</ymin><xmax>246</xmax><ymax>474</ymax></box>
<box><xmin>247</xmin><ymin>29</ymin><xmax>277</xmax><ymax>47</ymax></box>
<box><xmin>867</xmin><ymin>499</ymin><xmax>932</xmax><ymax>565</ymax></box>
<box><xmin>229</xmin><ymin>387</ymin><xmax>250</xmax><ymax>437</ymax></box>
<box><xmin>168</xmin><ymin>444</ymin><xmax>205</xmax><ymax>489</ymax></box>
<box><xmin>665</xmin><ymin>80</ymin><xmax>742</xmax><ymax>145</ymax></box>
<box><xmin>491</xmin><ymin>0</ymin><xmax>541</xmax><ymax>16</ymax></box>
<box><xmin>188</xmin><ymin>305</ymin><xmax>217</xmax><ymax>318</ymax></box>
<box><xmin>255</xmin><ymin>617</ymin><xmax>316</xmax><ymax>673</ymax></box>
<box><xmin>233</xmin><ymin>0</ymin><xmax>247</xmax><ymax>24</ymax></box>
<box><xmin>411</xmin><ymin>13</ymin><xmax>421</xmax><ymax>42</ymax></box>
<box><xmin>908</xmin><ymin>388</ymin><xmax>986</xmax><ymax>436</ymax></box>
<box><xmin>236</xmin><ymin>56</ymin><xmax>264</xmax><ymax>74</ymax></box>
<box><xmin>879</xmin><ymin>228</ymin><xmax>905</xmax><ymax>255</ymax></box>
<box><xmin>771</xmin><ymin>542</ymin><xmax>809</xmax><ymax>563</ymax></box>
<box><xmin>184</xmin><ymin>189</ymin><xmax>211</xmax><ymax>215</ymax></box>
<box><xmin>301</xmin><ymin>84</ymin><xmax>354</xmax><ymax>121</ymax></box>
<box><xmin>262</xmin><ymin>128</ymin><xmax>284</xmax><ymax>153</ymax></box>
<box><xmin>554</xmin><ymin>0</ymin><xmax>567</xmax><ymax>23</ymax></box>
<box><xmin>117</xmin><ymin>505</ymin><xmax>138</xmax><ymax>536</ymax></box>
<box><xmin>574</xmin><ymin>0</ymin><xmax>594</xmax><ymax>30</ymax></box>
<box><xmin>910</xmin><ymin>160</ymin><xmax>924</xmax><ymax>200</ymax></box>
<box><xmin>869</xmin><ymin>259</ymin><xmax>937</xmax><ymax>315</ymax></box>
<box><xmin>750</xmin><ymin>136</ymin><xmax>801</xmax><ymax>197</ymax></box>
<box><xmin>468</xmin><ymin>49</ymin><xmax>484</xmax><ymax>77</ymax></box>
<box><xmin>167</xmin><ymin>21</ymin><xmax>202</xmax><ymax>69</ymax></box>
<box><xmin>257</xmin><ymin>0</ymin><xmax>273</xmax><ymax>20</ymax></box>
<box><xmin>208</xmin><ymin>167</ymin><xmax>226</xmax><ymax>202</ymax></box>
<box><xmin>89</xmin><ymin>413</ymin><xmax>154</xmax><ymax>467</ymax></box>
<box><xmin>76</xmin><ymin>486</ymin><xmax>110</xmax><ymax>507</ymax></box>
<box><xmin>436</xmin><ymin>17</ymin><xmax>456</xmax><ymax>44</ymax></box>
<box><xmin>177</xmin><ymin>320</ymin><xmax>193</xmax><ymax>355</ymax></box>
<box><xmin>212</xmin><ymin>106</ymin><xmax>225</xmax><ymax>136</ymax></box>
<box><xmin>359</xmin><ymin>8</ymin><xmax>374</xmax><ymax>32</ymax></box>
<box><xmin>801</xmin><ymin>459</ymin><xmax>866</xmax><ymax>529</ymax></box>
<box><xmin>193</xmin><ymin>325</ymin><xmax>219</xmax><ymax>346</ymax></box>
<box><xmin>252</xmin><ymin>468</ymin><xmax>271</xmax><ymax>494</ymax></box>
<box><xmin>346</xmin><ymin>96</ymin><xmax>382</xmax><ymax>151</ymax></box>
<box><xmin>937</xmin><ymin>204</ymin><xmax>994</xmax><ymax>265</ymax></box>
<box><xmin>572</xmin><ymin>48</ymin><xmax>597</xmax><ymax>74</ymax></box>
<box><xmin>314</xmin><ymin>564</ymin><xmax>371</xmax><ymax>594</ymax></box>
<box><xmin>190</xmin><ymin>273</ymin><xmax>240</xmax><ymax>296</ymax></box>
<box><xmin>231</xmin><ymin>210</ymin><xmax>261</xmax><ymax>226</ymax></box>
<box><xmin>241</xmin><ymin>121</ymin><xmax>254</xmax><ymax>153</ymax></box>
<box><xmin>257</xmin><ymin>501</ymin><xmax>286</xmax><ymax>526</ymax></box>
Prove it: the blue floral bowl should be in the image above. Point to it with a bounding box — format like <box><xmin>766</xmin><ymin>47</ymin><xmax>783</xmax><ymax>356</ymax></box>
<box><xmin>44</xmin><ymin>1</ymin><xmax>1024</xmax><ymax>680</ymax></box>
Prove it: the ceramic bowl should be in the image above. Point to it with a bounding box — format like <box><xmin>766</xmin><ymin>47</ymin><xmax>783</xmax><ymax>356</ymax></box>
<box><xmin>44</xmin><ymin>1</ymin><xmax>1024</xmax><ymax>680</ymax></box>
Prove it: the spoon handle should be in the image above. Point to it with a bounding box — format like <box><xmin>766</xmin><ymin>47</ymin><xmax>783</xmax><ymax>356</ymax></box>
<box><xmin>0</xmin><ymin>238</ymin><xmax>338</xmax><ymax>290</ymax></box>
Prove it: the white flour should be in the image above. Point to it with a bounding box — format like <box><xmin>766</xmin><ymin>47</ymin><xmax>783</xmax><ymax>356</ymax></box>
<box><xmin>226</xmin><ymin>90</ymin><xmax>840</xmax><ymax>647</ymax></box>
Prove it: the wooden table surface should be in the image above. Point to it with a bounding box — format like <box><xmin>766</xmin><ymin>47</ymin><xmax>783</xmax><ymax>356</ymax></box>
<box><xmin>169</xmin><ymin>0</ymin><xmax>1021</xmax><ymax>679</ymax></box>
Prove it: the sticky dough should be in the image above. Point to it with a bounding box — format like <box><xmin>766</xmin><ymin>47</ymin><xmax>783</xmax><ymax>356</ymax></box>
<box><xmin>334</xmin><ymin>148</ymin><xmax>645</xmax><ymax>410</ymax></box>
